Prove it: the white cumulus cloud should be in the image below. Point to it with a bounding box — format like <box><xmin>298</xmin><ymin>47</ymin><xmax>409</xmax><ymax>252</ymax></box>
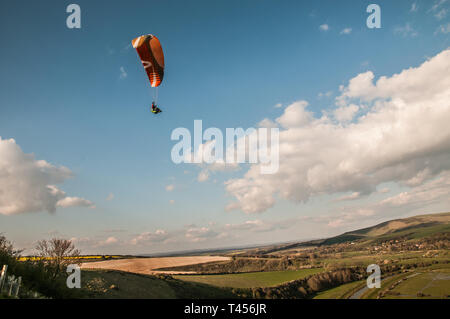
<box><xmin>333</xmin><ymin>104</ymin><xmax>359</xmax><ymax>122</ymax></box>
<box><xmin>224</xmin><ymin>49</ymin><xmax>450</xmax><ymax>213</ymax></box>
<box><xmin>275</xmin><ymin>100</ymin><xmax>312</xmax><ymax>128</ymax></box>
<box><xmin>56</xmin><ymin>197</ymin><xmax>95</xmax><ymax>208</ymax></box>
<box><xmin>0</xmin><ymin>138</ymin><xmax>94</xmax><ymax>215</ymax></box>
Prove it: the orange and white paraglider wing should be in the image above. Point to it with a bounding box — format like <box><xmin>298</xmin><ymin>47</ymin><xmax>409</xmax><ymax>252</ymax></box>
<box><xmin>132</xmin><ymin>35</ymin><xmax>164</xmax><ymax>87</ymax></box>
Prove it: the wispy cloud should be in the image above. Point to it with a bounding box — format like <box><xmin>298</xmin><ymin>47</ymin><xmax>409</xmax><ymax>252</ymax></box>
<box><xmin>319</xmin><ymin>24</ymin><xmax>329</xmax><ymax>32</ymax></box>
<box><xmin>428</xmin><ymin>0</ymin><xmax>448</xmax><ymax>13</ymax></box>
<box><xmin>340</xmin><ymin>28</ymin><xmax>352</xmax><ymax>35</ymax></box>
<box><xmin>360</xmin><ymin>61</ymin><xmax>371</xmax><ymax>69</ymax></box>
<box><xmin>335</xmin><ymin>192</ymin><xmax>361</xmax><ymax>202</ymax></box>
<box><xmin>119</xmin><ymin>66</ymin><xmax>127</xmax><ymax>79</ymax></box>
<box><xmin>131</xmin><ymin>230</ymin><xmax>169</xmax><ymax>245</ymax></box>
<box><xmin>197</xmin><ymin>170</ymin><xmax>209</xmax><ymax>182</ymax></box>
<box><xmin>428</xmin><ymin>0</ymin><xmax>448</xmax><ymax>19</ymax></box>
<box><xmin>435</xmin><ymin>8</ymin><xmax>448</xmax><ymax>20</ymax></box>
<box><xmin>224</xmin><ymin>219</ymin><xmax>290</xmax><ymax>233</ymax></box>
<box><xmin>185</xmin><ymin>226</ymin><xmax>226</xmax><ymax>243</ymax></box>
<box><xmin>435</xmin><ymin>23</ymin><xmax>450</xmax><ymax>34</ymax></box>
<box><xmin>394</xmin><ymin>23</ymin><xmax>418</xmax><ymax>37</ymax></box>
<box><xmin>318</xmin><ymin>91</ymin><xmax>333</xmax><ymax>99</ymax></box>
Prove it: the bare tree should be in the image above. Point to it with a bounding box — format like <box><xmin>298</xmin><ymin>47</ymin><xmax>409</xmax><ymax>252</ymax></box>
<box><xmin>0</xmin><ymin>234</ymin><xmax>22</xmax><ymax>257</ymax></box>
<box><xmin>35</xmin><ymin>238</ymin><xmax>80</xmax><ymax>278</ymax></box>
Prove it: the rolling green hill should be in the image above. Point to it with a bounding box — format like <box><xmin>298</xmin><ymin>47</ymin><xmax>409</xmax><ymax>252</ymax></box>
<box><xmin>233</xmin><ymin>212</ymin><xmax>450</xmax><ymax>256</ymax></box>
<box><xmin>320</xmin><ymin>212</ymin><xmax>450</xmax><ymax>246</ymax></box>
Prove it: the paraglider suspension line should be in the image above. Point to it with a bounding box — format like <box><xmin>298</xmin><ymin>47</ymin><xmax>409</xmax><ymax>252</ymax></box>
<box><xmin>153</xmin><ymin>87</ymin><xmax>159</xmax><ymax>104</ymax></box>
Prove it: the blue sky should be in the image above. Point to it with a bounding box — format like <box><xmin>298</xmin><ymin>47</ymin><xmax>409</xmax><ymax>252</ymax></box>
<box><xmin>1</xmin><ymin>0</ymin><xmax>449</xmax><ymax>254</ymax></box>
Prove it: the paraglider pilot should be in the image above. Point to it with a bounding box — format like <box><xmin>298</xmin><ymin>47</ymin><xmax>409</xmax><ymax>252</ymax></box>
<box><xmin>151</xmin><ymin>101</ymin><xmax>162</xmax><ymax>114</ymax></box>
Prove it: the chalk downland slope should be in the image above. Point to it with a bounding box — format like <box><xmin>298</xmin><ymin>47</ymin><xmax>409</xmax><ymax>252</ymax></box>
<box><xmin>81</xmin><ymin>256</ymin><xmax>231</xmax><ymax>275</ymax></box>
<box><xmin>320</xmin><ymin>212</ymin><xmax>450</xmax><ymax>246</ymax></box>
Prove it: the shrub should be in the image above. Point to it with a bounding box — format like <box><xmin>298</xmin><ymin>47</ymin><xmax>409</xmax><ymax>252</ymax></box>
<box><xmin>0</xmin><ymin>234</ymin><xmax>83</xmax><ymax>299</ymax></box>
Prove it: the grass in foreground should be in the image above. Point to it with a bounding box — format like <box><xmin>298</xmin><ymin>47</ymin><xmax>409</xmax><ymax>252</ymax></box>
<box><xmin>81</xmin><ymin>269</ymin><xmax>237</xmax><ymax>299</ymax></box>
<box><xmin>174</xmin><ymin>268</ymin><xmax>323</xmax><ymax>288</ymax></box>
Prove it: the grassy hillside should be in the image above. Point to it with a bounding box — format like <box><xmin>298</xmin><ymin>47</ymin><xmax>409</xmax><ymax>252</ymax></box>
<box><xmin>81</xmin><ymin>269</ymin><xmax>237</xmax><ymax>299</ymax></box>
<box><xmin>320</xmin><ymin>212</ymin><xmax>450</xmax><ymax>246</ymax></box>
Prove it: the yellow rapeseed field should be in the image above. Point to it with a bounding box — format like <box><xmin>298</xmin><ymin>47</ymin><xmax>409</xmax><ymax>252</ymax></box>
<box><xmin>18</xmin><ymin>256</ymin><xmax>121</xmax><ymax>261</ymax></box>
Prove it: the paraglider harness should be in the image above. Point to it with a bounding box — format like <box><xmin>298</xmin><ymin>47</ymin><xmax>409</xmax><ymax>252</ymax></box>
<box><xmin>151</xmin><ymin>102</ymin><xmax>162</xmax><ymax>114</ymax></box>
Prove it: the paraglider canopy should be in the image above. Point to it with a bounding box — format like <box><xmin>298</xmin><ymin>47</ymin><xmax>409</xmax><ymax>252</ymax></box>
<box><xmin>132</xmin><ymin>34</ymin><xmax>165</xmax><ymax>88</ymax></box>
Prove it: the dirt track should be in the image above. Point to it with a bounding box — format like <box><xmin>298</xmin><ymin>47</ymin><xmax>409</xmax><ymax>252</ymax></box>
<box><xmin>81</xmin><ymin>256</ymin><xmax>230</xmax><ymax>275</ymax></box>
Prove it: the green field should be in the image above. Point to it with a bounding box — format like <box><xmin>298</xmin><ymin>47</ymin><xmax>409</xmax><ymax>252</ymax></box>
<box><xmin>355</xmin><ymin>265</ymin><xmax>450</xmax><ymax>299</ymax></box>
<box><xmin>313</xmin><ymin>280</ymin><xmax>365</xmax><ymax>299</ymax></box>
<box><xmin>383</xmin><ymin>270</ymin><xmax>450</xmax><ymax>299</ymax></box>
<box><xmin>174</xmin><ymin>268</ymin><xmax>323</xmax><ymax>288</ymax></box>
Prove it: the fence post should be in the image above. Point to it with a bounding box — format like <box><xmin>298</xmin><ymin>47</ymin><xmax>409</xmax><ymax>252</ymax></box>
<box><xmin>14</xmin><ymin>276</ymin><xmax>22</xmax><ymax>297</ymax></box>
<box><xmin>8</xmin><ymin>275</ymin><xmax>15</xmax><ymax>296</ymax></box>
<box><xmin>0</xmin><ymin>265</ymin><xmax>8</xmax><ymax>293</ymax></box>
